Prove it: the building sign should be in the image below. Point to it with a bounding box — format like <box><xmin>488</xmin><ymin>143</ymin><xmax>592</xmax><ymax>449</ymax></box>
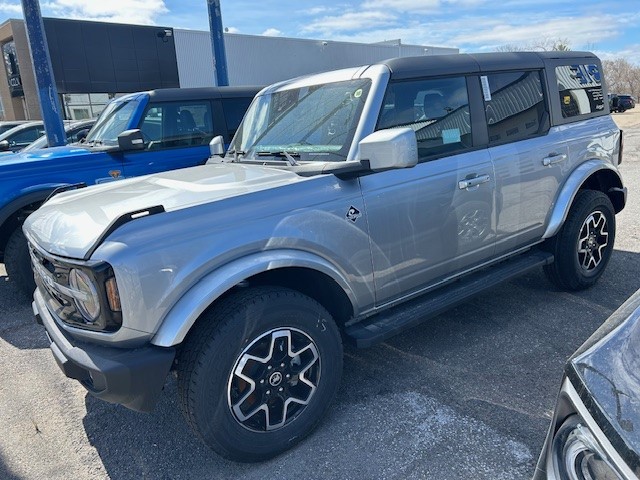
<box><xmin>3</xmin><ymin>41</ymin><xmax>23</xmax><ymax>98</ymax></box>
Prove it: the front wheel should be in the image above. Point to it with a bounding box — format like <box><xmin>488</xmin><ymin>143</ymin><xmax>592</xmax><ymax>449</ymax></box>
<box><xmin>177</xmin><ymin>286</ymin><xmax>343</xmax><ymax>462</ymax></box>
<box><xmin>543</xmin><ymin>190</ymin><xmax>615</xmax><ymax>291</ymax></box>
<box><xmin>4</xmin><ymin>227</ymin><xmax>36</xmax><ymax>297</ymax></box>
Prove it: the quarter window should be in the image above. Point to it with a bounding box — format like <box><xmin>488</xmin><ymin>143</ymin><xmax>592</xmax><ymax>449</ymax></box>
<box><xmin>139</xmin><ymin>101</ymin><xmax>214</xmax><ymax>150</ymax></box>
<box><xmin>556</xmin><ymin>64</ymin><xmax>604</xmax><ymax>118</ymax></box>
<box><xmin>481</xmin><ymin>70</ymin><xmax>548</xmax><ymax>145</ymax></box>
<box><xmin>377</xmin><ymin>76</ymin><xmax>471</xmax><ymax>160</ymax></box>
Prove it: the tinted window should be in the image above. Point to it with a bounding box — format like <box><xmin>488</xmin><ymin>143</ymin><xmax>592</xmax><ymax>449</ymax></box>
<box><xmin>481</xmin><ymin>70</ymin><xmax>548</xmax><ymax>145</ymax></box>
<box><xmin>10</xmin><ymin>126</ymin><xmax>43</xmax><ymax>144</ymax></box>
<box><xmin>556</xmin><ymin>64</ymin><xmax>605</xmax><ymax>118</ymax></box>
<box><xmin>222</xmin><ymin>98</ymin><xmax>253</xmax><ymax>138</ymax></box>
<box><xmin>377</xmin><ymin>76</ymin><xmax>471</xmax><ymax>160</ymax></box>
<box><xmin>139</xmin><ymin>101</ymin><xmax>214</xmax><ymax>149</ymax></box>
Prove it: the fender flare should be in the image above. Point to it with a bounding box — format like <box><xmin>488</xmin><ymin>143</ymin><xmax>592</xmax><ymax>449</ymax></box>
<box><xmin>151</xmin><ymin>249</ymin><xmax>359</xmax><ymax>347</ymax></box>
<box><xmin>0</xmin><ymin>184</ymin><xmax>67</xmax><ymax>231</ymax></box>
<box><xmin>542</xmin><ymin>160</ymin><xmax>624</xmax><ymax>239</ymax></box>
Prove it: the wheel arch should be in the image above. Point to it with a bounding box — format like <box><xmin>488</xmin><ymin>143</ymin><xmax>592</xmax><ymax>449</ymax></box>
<box><xmin>542</xmin><ymin>161</ymin><xmax>625</xmax><ymax>240</ymax></box>
<box><xmin>152</xmin><ymin>250</ymin><xmax>359</xmax><ymax>348</ymax></box>
<box><xmin>0</xmin><ymin>187</ymin><xmax>60</xmax><ymax>256</ymax></box>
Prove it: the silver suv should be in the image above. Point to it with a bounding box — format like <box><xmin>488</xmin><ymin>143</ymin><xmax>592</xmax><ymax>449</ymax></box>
<box><xmin>26</xmin><ymin>52</ymin><xmax>626</xmax><ymax>461</ymax></box>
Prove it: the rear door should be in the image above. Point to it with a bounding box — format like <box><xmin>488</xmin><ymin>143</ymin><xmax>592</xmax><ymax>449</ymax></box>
<box><xmin>482</xmin><ymin>70</ymin><xmax>567</xmax><ymax>253</ymax></box>
<box><xmin>360</xmin><ymin>75</ymin><xmax>496</xmax><ymax>305</ymax></box>
<box><xmin>121</xmin><ymin>99</ymin><xmax>222</xmax><ymax>178</ymax></box>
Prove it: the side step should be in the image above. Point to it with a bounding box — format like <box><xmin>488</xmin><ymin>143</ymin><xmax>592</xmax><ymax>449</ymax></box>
<box><xmin>345</xmin><ymin>250</ymin><xmax>554</xmax><ymax>348</ymax></box>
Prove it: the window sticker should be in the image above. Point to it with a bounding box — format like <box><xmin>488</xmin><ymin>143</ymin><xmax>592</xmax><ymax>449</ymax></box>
<box><xmin>442</xmin><ymin>128</ymin><xmax>461</xmax><ymax>144</ymax></box>
<box><xmin>354</xmin><ymin>89</ymin><xmax>363</xmax><ymax>98</ymax></box>
<box><xmin>480</xmin><ymin>76</ymin><xmax>492</xmax><ymax>101</ymax></box>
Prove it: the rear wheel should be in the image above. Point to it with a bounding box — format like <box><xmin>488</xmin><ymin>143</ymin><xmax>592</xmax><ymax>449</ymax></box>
<box><xmin>177</xmin><ymin>286</ymin><xmax>343</xmax><ymax>462</ymax></box>
<box><xmin>544</xmin><ymin>190</ymin><xmax>615</xmax><ymax>291</ymax></box>
<box><xmin>4</xmin><ymin>227</ymin><xmax>36</xmax><ymax>297</ymax></box>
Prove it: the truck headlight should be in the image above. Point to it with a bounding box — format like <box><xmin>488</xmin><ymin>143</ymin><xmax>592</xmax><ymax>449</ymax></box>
<box><xmin>69</xmin><ymin>268</ymin><xmax>101</xmax><ymax>322</ymax></box>
<box><xmin>551</xmin><ymin>415</ymin><xmax>623</xmax><ymax>480</ymax></box>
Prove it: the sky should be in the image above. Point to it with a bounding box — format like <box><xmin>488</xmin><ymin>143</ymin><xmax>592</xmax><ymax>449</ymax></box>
<box><xmin>0</xmin><ymin>0</ymin><xmax>638</xmax><ymax>63</ymax></box>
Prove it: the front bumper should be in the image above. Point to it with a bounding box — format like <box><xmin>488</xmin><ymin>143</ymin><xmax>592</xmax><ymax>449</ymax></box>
<box><xmin>33</xmin><ymin>289</ymin><xmax>175</xmax><ymax>412</ymax></box>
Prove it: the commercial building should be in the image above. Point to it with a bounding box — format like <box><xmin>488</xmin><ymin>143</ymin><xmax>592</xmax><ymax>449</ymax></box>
<box><xmin>0</xmin><ymin>17</ymin><xmax>457</xmax><ymax>121</ymax></box>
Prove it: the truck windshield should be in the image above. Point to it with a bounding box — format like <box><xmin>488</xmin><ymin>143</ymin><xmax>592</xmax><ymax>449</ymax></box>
<box><xmin>231</xmin><ymin>79</ymin><xmax>371</xmax><ymax>162</ymax></box>
<box><xmin>84</xmin><ymin>98</ymin><xmax>140</xmax><ymax>146</ymax></box>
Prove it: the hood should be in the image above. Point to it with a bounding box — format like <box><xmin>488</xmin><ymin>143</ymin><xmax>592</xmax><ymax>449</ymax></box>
<box><xmin>24</xmin><ymin>162</ymin><xmax>307</xmax><ymax>259</ymax></box>
<box><xmin>0</xmin><ymin>145</ymin><xmax>92</xmax><ymax>166</ymax></box>
<box><xmin>569</xmin><ymin>289</ymin><xmax>640</xmax><ymax>473</ymax></box>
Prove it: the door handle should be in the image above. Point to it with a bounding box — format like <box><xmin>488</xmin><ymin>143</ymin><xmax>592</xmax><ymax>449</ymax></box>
<box><xmin>542</xmin><ymin>153</ymin><xmax>567</xmax><ymax>166</ymax></box>
<box><xmin>458</xmin><ymin>174</ymin><xmax>490</xmax><ymax>190</ymax></box>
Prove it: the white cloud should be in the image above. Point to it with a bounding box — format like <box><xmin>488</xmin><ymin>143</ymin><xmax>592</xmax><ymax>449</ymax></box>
<box><xmin>362</xmin><ymin>0</ymin><xmax>439</xmax><ymax>12</ymax></box>
<box><xmin>261</xmin><ymin>28</ymin><xmax>282</xmax><ymax>37</ymax></box>
<box><xmin>41</xmin><ymin>0</ymin><xmax>168</xmax><ymax>25</ymax></box>
<box><xmin>303</xmin><ymin>11</ymin><xmax>398</xmax><ymax>35</ymax></box>
<box><xmin>225</xmin><ymin>26</ymin><xmax>240</xmax><ymax>34</ymax></box>
<box><xmin>0</xmin><ymin>2</ymin><xmax>22</xmax><ymax>14</ymax></box>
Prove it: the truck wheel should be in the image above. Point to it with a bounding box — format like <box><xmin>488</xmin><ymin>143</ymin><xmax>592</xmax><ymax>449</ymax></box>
<box><xmin>544</xmin><ymin>190</ymin><xmax>615</xmax><ymax>291</ymax></box>
<box><xmin>4</xmin><ymin>227</ymin><xmax>36</xmax><ymax>297</ymax></box>
<box><xmin>177</xmin><ymin>286</ymin><xmax>343</xmax><ymax>462</ymax></box>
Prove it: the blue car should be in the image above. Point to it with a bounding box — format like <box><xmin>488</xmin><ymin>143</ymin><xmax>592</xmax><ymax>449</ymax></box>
<box><xmin>0</xmin><ymin>86</ymin><xmax>261</xmax><ymax>294</ymax></box>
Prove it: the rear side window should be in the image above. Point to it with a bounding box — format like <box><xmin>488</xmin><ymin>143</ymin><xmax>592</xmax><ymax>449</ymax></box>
<box><xmin>11</xmin><ymin>126</ymin><xmax>43</xmax><ymax>144</ymax></box>
<box><xmin>377</xmin><ymin>76</ymin><xmax>471</xmax><ymax>161</ymax></box>
<box><xmin>555</xmin><ymin>64</ymin><xmax>604</xmax><ymax>118</ymax></box>
<box><xmin>481</xmin><ymin>70</ymin><xmax>549</xmax><ymax>145</ymax></box>
<box><xmin>222</xmin><ymin>98</ymin><xmax>253</xmax><ymax>138</ymax></box>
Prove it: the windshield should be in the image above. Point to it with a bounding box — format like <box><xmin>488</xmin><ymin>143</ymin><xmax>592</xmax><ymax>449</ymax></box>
<box><xmin>231</xmin><ymin>79</ymin><xmax>371</xmax><ymax>162</ymax></box>
<box><xmin>84</xmin><ymin>98</ymin><xmax>139</xmax><ymax>146</ymax></box>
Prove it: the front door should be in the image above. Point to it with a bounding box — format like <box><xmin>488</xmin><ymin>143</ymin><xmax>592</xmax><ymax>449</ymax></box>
<box><xmin>361</xmin><ymin>75</ymin><xmax>496</xmax><ymax>306</ymax></box>
<box><xmin>121</xmin><ymin>100</ymin><xmax>218</xmax><ymax>178</ymax></box>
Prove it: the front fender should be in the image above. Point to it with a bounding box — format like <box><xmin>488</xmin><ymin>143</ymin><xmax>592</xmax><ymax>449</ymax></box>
<box><xmin>0</xmin><ymin>184</ymin><xmax>67</xmax><ymax>230</ymax></box>
<box><xmin>542</xmin><ymin>160</ymin><xmax>624</xmax><ymax>239</ymax></box>
<box><xmin>151</xmin><ymin>249</ymin><xmax>358</xmax><ymax>347</ymax></box>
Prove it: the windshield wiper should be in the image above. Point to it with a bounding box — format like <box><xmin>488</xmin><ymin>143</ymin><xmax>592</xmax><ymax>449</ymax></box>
<box><xmin>256</xmin><ymin>150</ymin><xmax>300</xmax><ymax>166</ymax></box>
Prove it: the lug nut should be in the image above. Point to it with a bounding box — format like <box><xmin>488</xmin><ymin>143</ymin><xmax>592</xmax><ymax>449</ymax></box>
<box><xmin>286</xmin><ymin>374</ymin><xmax>290</xmax><ymax>379</ymax></box>
<box><xmin>260</xmin><ymin>379</ymin><xmax>265</xmax><ymax>384</ymax></box>
<box><xmin>267</xmin><ymin>365</ymin><xmax>272</xmax><ymax>370</ymax></box>
<box><xmin>280</xmin><ymin>363</ymin><xmax>285</xmax><ymax>368</ymax></box>
<box><xmin>266</xmin><ymin>390</ymin><xmax>271</xmax><ymax>395</ymax></box>
<box><xmin>279</xmin><ymin>387</ymin><xmax>283</xmax><ymax>392</ymax></box>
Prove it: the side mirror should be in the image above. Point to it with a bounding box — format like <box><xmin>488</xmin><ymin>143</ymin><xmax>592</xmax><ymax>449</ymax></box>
<box><xmin>117</xmin><ymin>129</ymin><xmax>145</xmax><ymax>151</ymax></box>
<box><xmin>358</xmin><ymin>127</ymin><xmax>418</xmax><ymax>171</ymax></box>
<box><xmin>0</xmin><ymin>140</ymin><xmax>10</xmax><ymax>151</ymax></box>
<box><xmin>75</xmin><ymin>129</ymin><xmax>89</xmax><ymax>142</ymax></box>
<box><xmin>209</xmin><ymin>135</ymin><xmax>225</xmax><ymax>156</ymax></box>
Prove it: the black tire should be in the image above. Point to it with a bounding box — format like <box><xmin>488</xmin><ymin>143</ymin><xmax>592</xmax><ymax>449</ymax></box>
<box><xmin>4</xmin><ymin>227</ymin><xmax>36</xmax><ymax>297</ymax></box>
<box><xmin>543</xmin><ymin>189</ymin><xmax>615</xmax><ymax>291</ymax></box>
<box><xmin>177</xmin><ymin>286</ymin><xmax>343</xmax><ymax>462</ymax></box>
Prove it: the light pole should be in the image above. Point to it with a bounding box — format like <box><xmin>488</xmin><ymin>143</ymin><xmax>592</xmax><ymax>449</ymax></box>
<box><xmin>207</xmin><ymin>0</ymin><xmax>229</xmax><ymax>86</ymax></box>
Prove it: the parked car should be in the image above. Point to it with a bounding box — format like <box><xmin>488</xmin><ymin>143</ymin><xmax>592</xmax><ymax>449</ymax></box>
<box><xmin>0</xmin><ymin>120</ymin><xmax>95</xmax><ymax>157</ymax></box>
<box><xmin>0</xmin><ymin>86</ymin><xmax>260</xmax><ymax>295</ymax></box>
<box><xmin>534</xmin><ymin>289</ymin><xmax>640</xmax><ymax>479</ymax></box>
<box><xmin>27</xmin><ymin>52</ymin><xmax>625</xmax><ymax>461</ymax></box>
<box><xmin>20</xmin><ymin>119</ymin><xmax>95</xmax><ymax>152</ymax></box>
<box><xmin>0</xmin><ymin>121</ymin><xmax>45</xmax><ymax>152</ymax></box>
<box><xmin>0</xmin><ymin>120</ymin><xmax>29</xmax><ymax>135</ymax></box>
<box><xmin>610</xmin><ymin>94</ymin><xmax>636</xmax><ymax>113</ymax></box>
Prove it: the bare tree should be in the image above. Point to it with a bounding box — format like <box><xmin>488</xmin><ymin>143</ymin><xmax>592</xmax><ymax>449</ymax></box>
<box><xmin>495</xmin><ymin>38</ymin><xmax>571</xmax><ymax>52</ymax></box>
<box><xmin>602</xmin><ymin>59</ymin><xmax>640</xmax><ymax>99</ymax></box>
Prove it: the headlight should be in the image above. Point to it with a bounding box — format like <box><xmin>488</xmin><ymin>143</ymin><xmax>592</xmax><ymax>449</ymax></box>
<box><xmin>551</xmin><ymin>415</ymin><xmax>623</xmax><ymax>480</ymax></box>
<box><xmin>68</xmin><ymin>268</ymin><xmax>101</xmax><ymax>322</ymax></box>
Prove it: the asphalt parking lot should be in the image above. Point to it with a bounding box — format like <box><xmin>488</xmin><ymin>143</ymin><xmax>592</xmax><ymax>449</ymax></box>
<box><xmin>1</xmin><ymin>111</ymin><xmax>639</xmax><ymax>480</ymax></box>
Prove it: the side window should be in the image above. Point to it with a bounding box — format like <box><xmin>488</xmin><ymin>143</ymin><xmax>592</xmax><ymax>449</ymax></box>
<box><xmin>222</xmin><ymin>97</ymin><xmax>253</xmax><ymax>138</ymax></box>
<box><xmin>555</xmin><ymin>64</ymin><xmax>604</xmax><ymax>118</ymax></box>
<box><xmin>11</xmin><ymin>126</ymin><xmax>42</xmax><ymax>144</ymax></box>
<box><xmin>139</xmin><ymin>101</ymin><xmax>214</xmax><ymax>150</ymax></box>
<box><xmin>377</xmin><ymin>76</ymin><xmax>471</xmax><ymax>161</ymax></box>
<box><xmin>481</xmin><ymin>70</ymin><xmax>549</xmax><ymax>145</ymax></box>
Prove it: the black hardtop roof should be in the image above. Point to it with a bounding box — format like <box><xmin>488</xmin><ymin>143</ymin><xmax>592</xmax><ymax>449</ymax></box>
<box><xmin>146</xmin><ymin>86</ymin><xmax>263</xmax><ymax>102</ymax></box>
<box><xmin>382</xmin><ymin>51</ymin><xmax>599</xmax><ymax>79</ymax></box>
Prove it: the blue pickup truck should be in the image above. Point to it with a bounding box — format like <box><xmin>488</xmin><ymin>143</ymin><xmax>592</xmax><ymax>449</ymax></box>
<box><xmin>0</xmin><ymin>86</ymin><xmax>260</xmax><ymax>295</ymax></box>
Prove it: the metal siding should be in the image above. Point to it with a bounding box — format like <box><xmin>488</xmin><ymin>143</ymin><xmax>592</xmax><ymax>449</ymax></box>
<box><xmin>174</xmin><ymin>29</ymin><xmax>457</xmax><ymax>87</ymax></box>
